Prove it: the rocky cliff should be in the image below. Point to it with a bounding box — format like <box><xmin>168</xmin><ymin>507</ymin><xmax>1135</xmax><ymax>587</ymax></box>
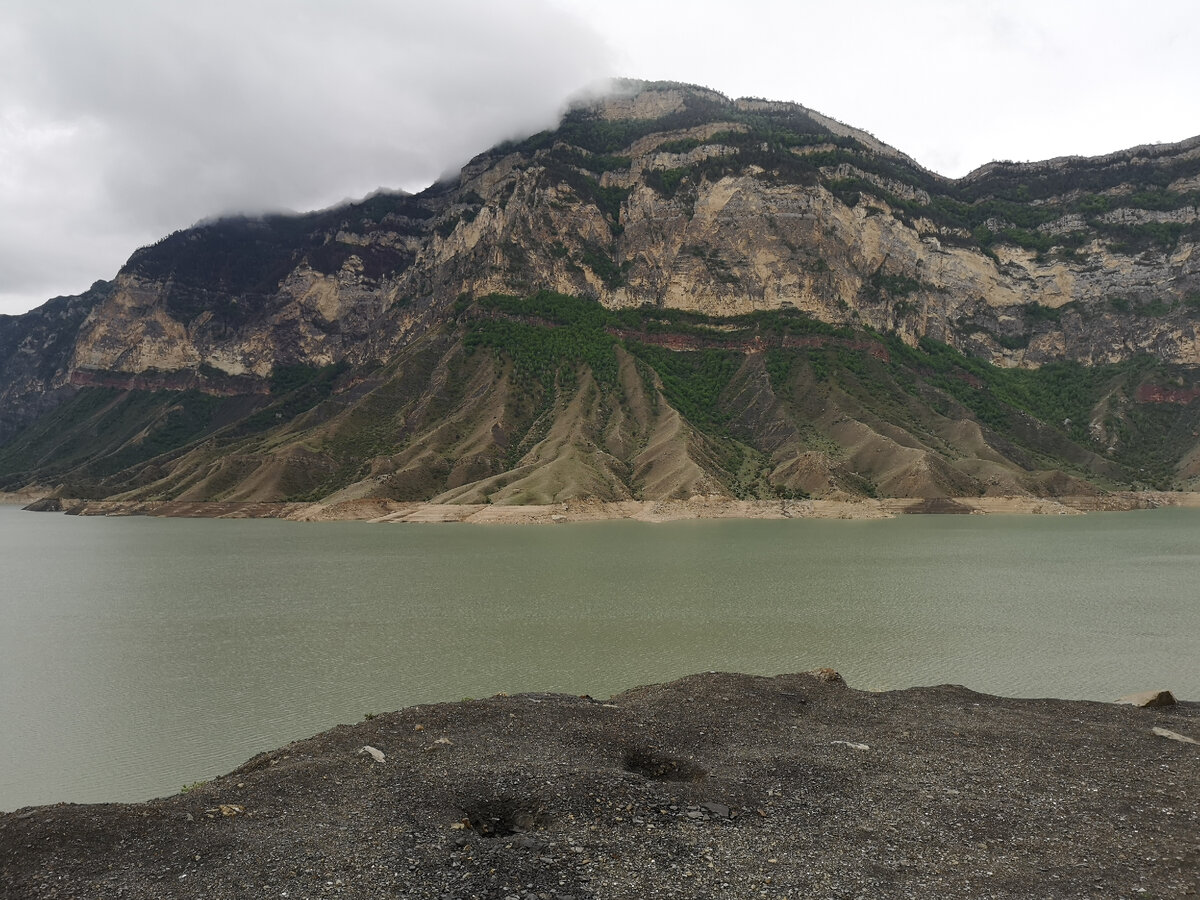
<box><xmin>2</xmin><ymin>81</ymin><xmax>1200</xmax><ymax>503</ymax></box>
<box><xmin>0</xmin><ymin>280</ymin><xmax>112</xmax><ymax>445</ymax></box>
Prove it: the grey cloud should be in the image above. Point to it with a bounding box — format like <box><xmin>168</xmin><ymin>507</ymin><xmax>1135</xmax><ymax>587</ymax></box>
<box><xmin>0</xmin><ymin>0</ymin><xmax>614</xmax><ymax>314</ymax></box>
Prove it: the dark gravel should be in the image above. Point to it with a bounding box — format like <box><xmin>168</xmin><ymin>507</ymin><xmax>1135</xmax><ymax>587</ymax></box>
<box><xmin>2</xmin><ymin>671</ymin><xmax>1197</xmax><ymax>898</ymax></box>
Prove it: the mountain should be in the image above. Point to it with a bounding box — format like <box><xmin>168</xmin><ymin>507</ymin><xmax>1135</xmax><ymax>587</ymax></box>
<box><xmin>2</xmin><ymin>81</ymin><xmax>1200</xmax><ymax>505</ymax></box>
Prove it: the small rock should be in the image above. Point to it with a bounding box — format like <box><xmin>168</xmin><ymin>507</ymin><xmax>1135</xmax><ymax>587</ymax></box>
<box><xmin>831</xmin><ymin>740</ymin><xmax>870</xmax><ymax>751</ymax></box>
<box><xmin>217</xmin><ymin>804</ymin><xmax>244</xmax><ymax>816</ymax></box>
<box><xmin>511</xmin><ymin>834</ymin><xmax>544</xmax><ymax>851</ymax></box>
<box><xmin>1116</xmin><ymin>690</ymin><xmax>1176</xmax><ymax>708</ymax></box>
<box><xmin>700</xmin><ymin>802</ymin><xmax>730</xmax><ymax>818</ymax></box>
<box><xmin>359</xmin><ymin>745</ymin><xmax>386</xmax><ymax>763</ymax></box>
<box><xmin>1152</xmin><ymin>727</ymin><xmax>1199</xmax><ymax>746</ymax></box>
<box><xmin>806</xmin><ymin>667</ymin><xmax>844</xmax><ymax>684</ymax></box>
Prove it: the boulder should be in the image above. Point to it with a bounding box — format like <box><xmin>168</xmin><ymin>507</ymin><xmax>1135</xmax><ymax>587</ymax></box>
<box><xmin>1115</xmin><ymin>690</ymin><xmax>1176</xmax><ymax>708</ymax></box>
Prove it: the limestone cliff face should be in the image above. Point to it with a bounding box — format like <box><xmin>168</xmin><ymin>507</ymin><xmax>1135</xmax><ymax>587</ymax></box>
<box><xmin>423</xmin><ymin>105</ymin><xmax>1200</xmax><ymax>369</ymax></box>
<box><xmin>64</xmin><ymin>199</ymin><xmax>445</xmax><ymax>388</ymax></box>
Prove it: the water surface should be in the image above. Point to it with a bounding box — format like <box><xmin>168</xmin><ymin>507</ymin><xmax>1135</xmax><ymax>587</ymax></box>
<box><xmin>2</xmin><ymin>505</ymin><xmax>1197</xmax><ymax>810</ymax></box>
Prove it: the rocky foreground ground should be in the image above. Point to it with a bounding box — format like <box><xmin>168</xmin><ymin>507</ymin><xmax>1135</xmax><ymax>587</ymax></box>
<box><xmin>2</xmin><ymin>671</ymin><xmax>1197</xmax><ymax>899</ymax></box>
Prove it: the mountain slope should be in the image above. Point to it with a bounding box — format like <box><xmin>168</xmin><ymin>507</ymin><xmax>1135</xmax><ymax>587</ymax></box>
<box><xmin>3</xmin><ymin>292</ymin><xmax>1196</xmax><ymax>502</ymax></box>
<box><xmin>2</xmin><ymin>81</ymin><xmax>1200</xmax><ymax>502</ymax></box>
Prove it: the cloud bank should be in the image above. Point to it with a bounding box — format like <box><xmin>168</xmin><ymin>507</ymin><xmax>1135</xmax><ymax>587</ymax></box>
<box><xmin>0</xmin><ymin>0</ymin><xmax>613</xmax><ymax>314</ymax></box>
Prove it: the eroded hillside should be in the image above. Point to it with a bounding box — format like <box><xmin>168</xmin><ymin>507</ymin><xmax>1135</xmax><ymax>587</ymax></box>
<box><xmin>4</xmin><ymin>292</ymin><xmax>1199</xmax><ymax>502</ymax></box>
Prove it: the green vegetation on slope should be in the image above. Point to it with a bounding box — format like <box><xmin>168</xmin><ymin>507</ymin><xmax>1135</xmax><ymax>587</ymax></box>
<box><xmin>459</xmin><ymin>293</ymin><xmax>1199</xmax><ymax>492</ymax></box>
<box><xmin>465</xmin><ymin>293</ymin><xmax>620</xmax><ymax>389</ymax></box>
<box><xmin>3</xmin><ymin>292</ymin><xmax>1199</xmax><ymax>500</ymax></box>
<box><xmin>0</xmin><ymin>388</ymin><xmax>248</xmax><ymax>495</ymax></box>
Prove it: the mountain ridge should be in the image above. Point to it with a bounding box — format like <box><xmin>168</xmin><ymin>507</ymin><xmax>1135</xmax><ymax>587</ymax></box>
<box><xmin>2</xmin><ymin>81</ymin><xmax>1199</xmax><ymax>504</ymax></box>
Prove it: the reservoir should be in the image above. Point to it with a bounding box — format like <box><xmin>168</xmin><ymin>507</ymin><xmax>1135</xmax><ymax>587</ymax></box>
<box><xmin>2</xmin><ymin>504</ymin><xmax>1198</xmax><ymax>811</ymax></box>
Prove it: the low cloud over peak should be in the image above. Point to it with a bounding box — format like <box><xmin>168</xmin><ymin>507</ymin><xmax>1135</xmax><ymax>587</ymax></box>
<box><xmin>0</xmin><ymin>0</ymin><xmax>613</xmax><ymax>314</ymax></box>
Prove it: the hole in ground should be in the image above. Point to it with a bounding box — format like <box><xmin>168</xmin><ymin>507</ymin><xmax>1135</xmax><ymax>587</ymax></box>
<box><xmin>623</xmin><ymin>747</ymin><xmax>707</xmax><ymax>782</ymax></box>
<box><xmin>460</xmin><ymin>796</ymin><xmax>547</xmax><ymax>837</ymax></box>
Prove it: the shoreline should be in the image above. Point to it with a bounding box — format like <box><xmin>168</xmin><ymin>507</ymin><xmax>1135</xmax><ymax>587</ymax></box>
<box><xmin>3</xmin><ymin>670</ymin><xmax>1197</xmax><ymax>897</ymax></box>
<box><xmin>17</xmin><ymin>490</ymin><xmax>1200</xmax><ymax>523</ymax></box>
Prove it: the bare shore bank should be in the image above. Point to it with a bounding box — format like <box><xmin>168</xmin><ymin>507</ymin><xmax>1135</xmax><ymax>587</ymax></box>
<box><xmin>3</xmin><ymin>670</ymin><xmax>1197</xmax><ymax>899</ymax></box>
<box><xmin>0</xmin><ymin>488</ymin><xmax>51</xmax><ymax>506</ymax></box>
<box><xmin>19</xmin><ymin>491</ymin><xmax>1200</xmax><ymax>523</ymax></box>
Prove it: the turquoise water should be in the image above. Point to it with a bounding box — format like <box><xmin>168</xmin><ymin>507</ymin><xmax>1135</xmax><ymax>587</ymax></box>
<box><xmin>1</xmin><ymin>505</ymin><xmax>1198</xmax><ymax>810</ymax></box>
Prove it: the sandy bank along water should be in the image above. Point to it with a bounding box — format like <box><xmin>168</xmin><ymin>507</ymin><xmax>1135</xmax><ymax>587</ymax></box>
<box><xmin>21</xmin><ymin>490</ymin><xmax>1200</xmax><ymax>523</ymax></box>
<box><xmin>2</xmin><ymin>671</ymin><xmax>1196</xmax><ymax>898</ymax></box>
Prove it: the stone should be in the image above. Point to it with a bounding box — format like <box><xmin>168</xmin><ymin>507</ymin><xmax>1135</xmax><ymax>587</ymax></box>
<box><xmin>1115</xmin><ymin>690</ymin><xmax>1176</xmax><ymax>708</ymax></box>
<box><xmin>358</xmin><ymin>745</ymin><xmax>385</xmax><ymax>762</ymax></box>
<box><xmin>511</xmin><ymin>834</ymin><xmax>543</xmax><ymax>851</ymax></box>
<box><xmin>831</xmin><ymin>740</ymin><xmax>870</xmax><ymax>751</ymax></box>
<box><xmin>1151</xmin><ymin>727</ymin><xmax>1199</xmax><ymax>746</ymax></box>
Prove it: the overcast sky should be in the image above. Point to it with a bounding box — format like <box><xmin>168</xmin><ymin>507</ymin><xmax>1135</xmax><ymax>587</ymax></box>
<box><xmin>2</xmin><ymin>0</ymin><xmax>1198</xmax><ymax>316</ymax></box>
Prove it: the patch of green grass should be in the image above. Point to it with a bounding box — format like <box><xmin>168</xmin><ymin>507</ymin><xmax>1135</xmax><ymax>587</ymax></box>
<box><xmin>236</xmin><ymin>363</ymin><xmax>347</xmax><ymax>436</ymax></box>
<box><xmin>1140</xmin><ymin>298</ymin><xmax>1174</xmax><ymax>317</ymax></box>
<box><xmin>1024</xmin><ymin>302</ymin><xmax>1070</xmax><ymax>323</ymax></box>
<box><xmin>644</xmin><ymin>167</ymin><xmax>691</xmax><ymax>199</ymax></box>
<box><xmin>580</xmin><ymin>244</ymin><xmax>630</xmax><ymax>289</ymax></box>
<box><xmin>467</xmin><ymin>294</ymin><xmax>619</xmax><ymax>390</ymax></box>
<box><xmin>654</xmin><ymin>138</ymin><xmax>702</xmax><ymax>154</ymax></box>
<box><xmin>863</xmin><ymin>270</ymin><xmax>925</xmax><ymax>300</ymax></box>
<box><xmin>764</xmin><ymin>348</ymin><xmax>794</xmax><ymax>390</ymax></box>
<box><xmin>626</xmin><ymin>343</ymin><xmax>740</xmax><ymax>432</ymax></box>
<box><xmin>1102</xmin><ymin>221</ymin><xmax>1190</xmax><ymax>254</ymax></box>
